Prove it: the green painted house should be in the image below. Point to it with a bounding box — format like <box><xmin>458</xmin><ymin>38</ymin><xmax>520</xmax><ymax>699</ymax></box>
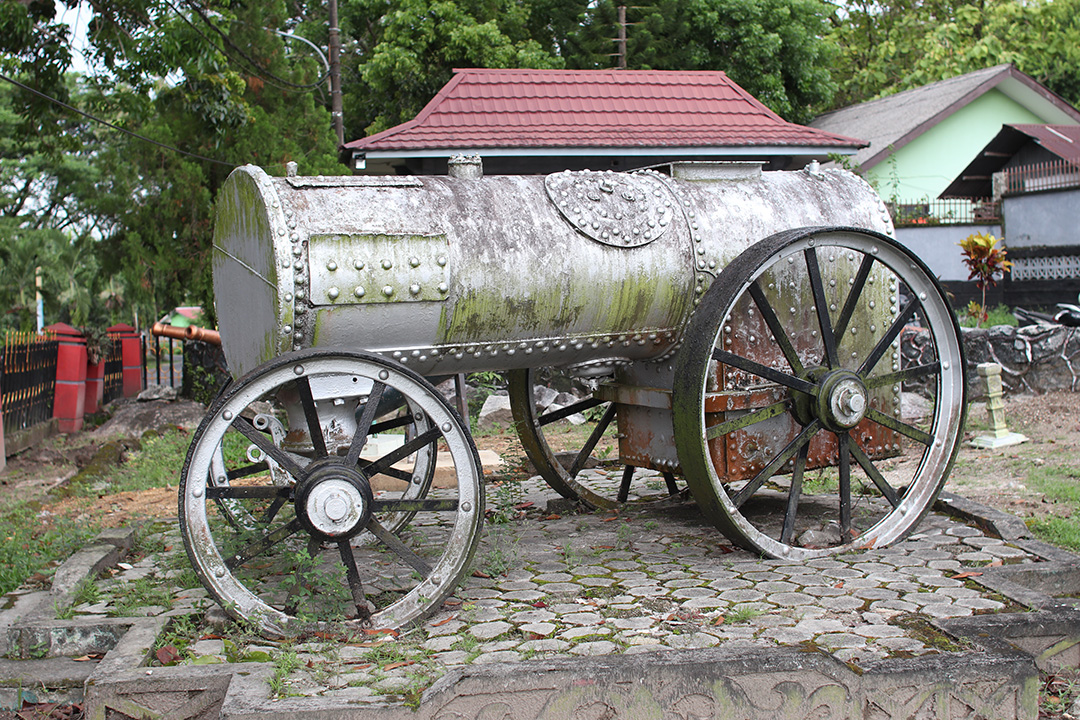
<box><xmin>811</xmin><ymin>65</ymin><xmax>1080</xmax><ymax>202</ymax></box>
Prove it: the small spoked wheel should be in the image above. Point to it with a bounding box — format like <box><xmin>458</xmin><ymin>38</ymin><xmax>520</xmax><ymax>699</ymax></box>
<box><xmin>508</xmin><ymin>368</ymin><xmax>683</xmax><ymax>510</ymax></box>
<box><xmin>673</xmin><ymin>227</ymin><xmax>966</xmax><ymax>559</ymax></box>
<box><xmin>180</xmin><ymin>349</ymin><xmax>483</xmax><ymax>637</ymax></box>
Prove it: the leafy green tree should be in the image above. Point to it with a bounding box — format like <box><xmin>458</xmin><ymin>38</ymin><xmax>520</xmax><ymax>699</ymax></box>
<box><xmin>566</xmin><ymin>0</ymin><xmax>837</xmax><ymax>123</ymax></box>
<box><xmin>341</xmin><ymin>0</ymin><xmax>565</xmax><ymax>136</ymax></box>
<box><xmin>827</xmin><ymin>0</ymin><xmax>1080</xmax><ymax>109</ymax></box>
<box><xmin>2</xmin><ymin>0</ymin><xmax>343</xmax><ymax>328</ymax></box>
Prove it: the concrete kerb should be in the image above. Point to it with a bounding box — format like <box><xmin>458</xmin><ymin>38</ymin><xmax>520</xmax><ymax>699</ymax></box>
<box><xmin>3</xmin><ymin>493</ymin><xmax>1080</xmax><ymax>719</ymax></box>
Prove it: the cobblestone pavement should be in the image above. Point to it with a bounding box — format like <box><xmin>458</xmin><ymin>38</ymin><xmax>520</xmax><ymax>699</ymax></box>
<box><xmin>12</xmin><ymin>470</ymin><xmax>1050</xmax><ymax>709</ymax></box>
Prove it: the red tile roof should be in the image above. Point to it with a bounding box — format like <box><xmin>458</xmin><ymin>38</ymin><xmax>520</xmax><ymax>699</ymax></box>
<box><xmin>345</xmin><ymin>69</ymin><xmax>863</xmax><ymax>152</ymax></box>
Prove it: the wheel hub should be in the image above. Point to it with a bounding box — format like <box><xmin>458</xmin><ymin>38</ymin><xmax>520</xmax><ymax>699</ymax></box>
<box><xmin>294</xmin><ymin>461</ymin><xmax>374</xmax><ymax>540</ymax></box>
<box><xmin>817</xmin><ymin>370</ymin><xmax>868</xmax><ymax>431</ymax></box>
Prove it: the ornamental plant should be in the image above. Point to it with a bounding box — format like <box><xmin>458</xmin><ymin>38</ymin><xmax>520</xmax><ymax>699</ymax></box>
<box><xmin>958</xmin><ymin>232</ymin><xmax>1012</xmax><ymax>328</ymax></box>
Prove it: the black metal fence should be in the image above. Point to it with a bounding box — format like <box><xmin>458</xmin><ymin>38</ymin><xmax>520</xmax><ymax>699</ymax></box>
<box><xmin>144</xmin><ymin>333</ymin><xmax>184</xmax><ymax>389</ymax></box>
<box><xmin>0</xmin><ymin>331</ymin><xmax>59</xmax><ymax>435</ymax></box>
<box><xmin>103</xmin><ymin>336</ymin><xmax>124</xmax><ymax>404</ymax></box>
<box><xmin>887</xmin><ymin>198</ymin><xmax>1001</xmax><ymax>227</ymax></box>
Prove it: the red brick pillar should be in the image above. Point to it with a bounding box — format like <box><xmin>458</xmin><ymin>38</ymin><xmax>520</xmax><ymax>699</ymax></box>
<box><xmin>85</xmin><ymin>355</ymin><xmax>105</xmax><ymax>415</ymax></box>
<box><xmin>108</xmin><ymin>323</ymin><xmax>143</xmax><ymax>398</ymax></box>
<box><xmin>47</xmin><ymin>323</ymin><xmax>87</xmax><ymax>433</ymax></box>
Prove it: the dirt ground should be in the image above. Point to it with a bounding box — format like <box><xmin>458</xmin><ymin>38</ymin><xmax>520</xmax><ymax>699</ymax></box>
<box><xmin>0</xmin><ymin>391</ymin><xmax>1076</xmax><ymax>533</ymax></box>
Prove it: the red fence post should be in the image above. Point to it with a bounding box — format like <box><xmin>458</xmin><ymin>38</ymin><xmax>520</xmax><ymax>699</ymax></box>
<box><xmin>107</xmin><ymin>323</ymin><xmax>143</xmax><ymax>398</ymax></box>
<box><xmin>85</xmin><ymin>353</ymin><xmax>105</xmax><ymax>415</ymax></box>
<box><xmin>47</xmin><ymin>323</ymin><xmax>87</xmax><ymax>433</ymax></box>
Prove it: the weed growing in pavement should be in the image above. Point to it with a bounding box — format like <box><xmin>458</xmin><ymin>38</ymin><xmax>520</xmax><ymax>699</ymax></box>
<box><xmin>72</xmin><ymin>575</ymin><xmax>103</xmax><ymax>606</ymax></box>
<box><xmin>478</xmin><ymin>525</ymin><xmax>521</xmax><ymax>577</ymax></box>
<box><xmin>280</xmin><ymin>546</ymin><xmax>351</xmax><ymax>622</ymax></box>
<box><xmin>107</xmin><ymin>577</ymin><xmax>174</xmax><ymax>617</ymax></box>
<box><xmin>725</xmin><ymin>606</ymin><xmax>764</xmax><ymax>624</ymax></box>
<box><xmin>153</xmin><ymin>614</ymin><xmax>200</xmax><ymax>664</ymax></box>
<box><xmin>1041</xmin><ymin>668</ymin><xmax>1080</xmax><ymax>717</ymax></box>
<box><xmin>269</xmin><ymin>649</ymin><xmax>301</xmax><ymax>698</ymax></box>
<box><xmin>488</xmin><ymin>481</ymin><xmax>524</xmax><ymax>524</ymax></box>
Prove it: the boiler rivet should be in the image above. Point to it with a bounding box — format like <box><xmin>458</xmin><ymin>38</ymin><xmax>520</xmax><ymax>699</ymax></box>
<box><xmin>436</xmin><ymin>255</ymin><xmax>447</xmax><ymax>267</ymax></box>
<box><xmin>409</xmin><ymin>256</ymin><xmax>420</xmax><ymax>268</ymax></box>
<box><xmin>328</xmin><ymin>287</ymin><xmax>340</xmax><ymax>300</ymax></box>
<box><xmin>284</xmin><ymin>293</ymin><xmax>293</xmax><ymax>302</ymax></box>
<box><xmin>354</xmin><ymin>286</ymin><xmax>365</xmax><ymax>298</ymax></box>
<box><xmin>379</xmin><ymin>370</ymin><xmax>389</xmax><ymax>380</ymax></box>
<box><xmin>409</xmin><ymin>283</ymin><xmax>421</xmax><ymax>295</ymax></box>
<box><xmin>293</xmin><ymin>365</ymin><xmax>304</xmax><ymax>375</ymax></box>
<box><xmin>294</xmin><ymin>331</ymin><xmax>303</xmax><ymax>341</ymax></box>
<box><xmin>382</xmin><ymin>259</ymin><xmax>393</xmax><ymax>270</ymax></box>
<box><xmin>383</xmin><ymin>286</ymin><xmax>394</xmax><ymax>297</ymax></box>
<box><xmin>327</xmin><ymin>260</ymin><xmax>337</xmax><ymax>271</ymax></box>
<box><xmin>283</xmin><ymin>326</ymin><xmax>292</xmax><ymax>334</ymax></box>
<box><xmin>354</xmin><ymin>259</ymin><xmax>365</xmax><ymax>270</ymax></box>
<box><xmin>222</xmin><ymin>410</ymin><xmax>233</xmax><ymax>421</ymax></box>
<box><xmin>438</xmin><ymin>282</ymin><xmax>448</xmax><ymax>293</ymax></box>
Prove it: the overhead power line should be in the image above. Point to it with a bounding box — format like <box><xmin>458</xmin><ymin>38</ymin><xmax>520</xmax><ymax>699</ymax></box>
<box><xmin>0</xmin><ymin>71</ymin><xmax>238</xmax><ymax>168</ymax></box>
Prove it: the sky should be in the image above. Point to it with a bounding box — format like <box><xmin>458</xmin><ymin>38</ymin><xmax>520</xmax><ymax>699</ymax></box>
<box><xmin>54</xmin><ymin>1</ymin><xmax>93</xmax><ymax>76</ymax></box>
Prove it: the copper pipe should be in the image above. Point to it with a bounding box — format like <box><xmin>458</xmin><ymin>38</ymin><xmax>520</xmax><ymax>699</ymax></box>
<box><xmin>151</xmin><ymin>321</ymin><xmax>221</xmax><ymax>346</ymax></box>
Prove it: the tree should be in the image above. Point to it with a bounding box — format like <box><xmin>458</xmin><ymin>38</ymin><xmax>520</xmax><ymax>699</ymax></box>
<box><xmin>341</xmin><ymin>0</ymin><xmax>566</xmax><ymax>136</ymax></box>
<box><xmin>827</xmin><ymin>0</ymin><xmax>1080</xmax><ymax>109</ymax></box>
<box><xmin>1</xmin><ymin>0</ymin><xmax>343</xmax><ymax>328</ymax></box>
<box><xmin>566</xmin><ymin>0</ymin><xmax>837</xmax><ymax>123</ymax></box>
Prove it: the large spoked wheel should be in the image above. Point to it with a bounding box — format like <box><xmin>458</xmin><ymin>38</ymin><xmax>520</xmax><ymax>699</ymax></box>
<box><xmin>180</xmin><ymin>349</ymin><xmax>483</xmax><ymax>637</ymax></box>
<box><xmin>673</xmin><ymin>227</ymin><xmax>966</xmax><ymax>560</ymax></box>
<box><xmin>508</xmin><ymin>368</ymin><xmax>683</xmax><ymax>510</ymax></box>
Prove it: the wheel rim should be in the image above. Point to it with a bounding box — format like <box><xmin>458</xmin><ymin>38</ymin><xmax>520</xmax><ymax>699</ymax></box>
<box><xmin>508</xmin><ymin>368</ymin><xmax>683</xmax><ymax>510</ymax></box>
<box><xmin>180</xmin><ymin>350</ymin><xmax>483</xmax><ymax>636</ymax></box>
<box><xmin>673</xmin><ymin>228</ymin><xmax>966</xmax><ymax>560</ymax></box>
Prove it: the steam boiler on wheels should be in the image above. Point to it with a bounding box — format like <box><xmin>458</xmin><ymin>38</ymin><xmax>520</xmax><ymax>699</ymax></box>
<box><xmin>180</xmin><ymin>158</ymin><xmax>966</xmax><ymax>637</ymax></box>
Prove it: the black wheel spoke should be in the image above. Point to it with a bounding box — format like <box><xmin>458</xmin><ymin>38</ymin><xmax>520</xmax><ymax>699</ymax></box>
<box><xmin>345</xmin><ymin>381</ymin><xmax>386</xmax><ymax>467</ymax></box>
<box><xmin>378</xmin><ymin>465</ymin><xmax>413</xmax><ymax>482</ymax></box>
<box><xmin>260</xmin><ymin>495</ymin><xmax>289</xmax><ymax>524</ymax></box>
<box><xmin>838</xmin><ymin>433</ymin><xmax>852</xmax><ymax>537</ymax></box>
<box><xmin>224</xmin><ymin>518</ymin><xmax>303</xmax><ymax>570</ymax></box>
<box><xmin>371</xmin><ymin>498</ymin><xmax>459</xmax><ymax>513</ymax></box>
<box><xmin>225</xmin><ymin>462</ymin><xmax>270</xmax><ymax>481</ymax></box>
<box><xmin>569</xmin><ymin>404</ymin><xmax>616</xmax><ymax>476</ymax></box>
<box><xmin>338</xmin><ymin>541</ymin><xmax>373</xmax><ymax>624</ymax></box>
<box><xmin>858</xmin><ymin>297</ymin><xmax>919</xmax><ymax>376</ymax></box>
<box><xmin>864</xmin><ymin>362</ymin><xmax>939</xmax><ymax>389</ymax></box>
<box><xmin>206</xmin><ymin>485</ymin><xmax>291</xmax><ymax>500</ymax></box>
<box><xmin>805</xmin><ymin>247</ymin><xmax>839</xmax><ymax>368</ymax></box>
<box><xmin>706</xmin><ymin>400</ymin><xmax>790</xmax><ymax>440</ymax></box>
<box><xmin>733</xmin><ymin>420</ymin><xmax>821</xmax><ymax>508</ymax></box>
<box><xmin>833</xmin><ymin>254</ymin><xmax>875</xmax><ymax>339</ymax></box>
<box><xmin>617</xmin><ymin>465</ymin><xmax>635</xmax><ymax>503</ymax></box>
<box><xmin>363</xmin><ymin>427</ymin><xmax>440</xmax><ymax>477</ymax></box>
<box><xmin>539</xmin><ymin>397</ymin><xmax>605</xmax><ymax>427</ymax></box>
<box><xmin>233</xmin><ymin>417</ymin><xmax>307</xmax><ymax>479</ymax></box>
<box><xmin>865</xmin><ymin>407</ymin><xmax>934</xmax><ymax>446</ymax></box>
<box><xmin>296</xmin><ymin>376</ymin><xmax>328</xmax><ymax>459</ymax></box>
<box><xmin>780</xmin><ymin>444</ymin><xmax>809</xmax><ymax>545</ymax></box>
<box><xmin>370</xmin><ymin>415</ymin><xmax>411</xmax><ymax>434</ymax></box>
<box><xmin>367</xmin><ymin>518</ymin><xmax>432</xmax><ymax>576</ymax></box>
<box><xmin>712</xmin><ymin>348</ymin><xmax>817</xmax><ymax>395</ymax></box>
<box><xmin>848</xmin><ymin>440</ymin><xmax>901</xmax><ymax>508</ymax></box>
<box><xmin>749</xmin><ymin>280</ymin><xmax>804</xmax><ymax>376</ymax></box>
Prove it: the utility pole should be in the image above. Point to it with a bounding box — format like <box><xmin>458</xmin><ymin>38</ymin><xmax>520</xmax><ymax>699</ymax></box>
<box><xmin>328</xmin><ymin>0</ymin><xmax>344</xmax><ymax>148</ymax></box>
<box><xmin>617</xmin><ymin>6</ymin><xmax>627</xmax><ymax>69</ymax></box>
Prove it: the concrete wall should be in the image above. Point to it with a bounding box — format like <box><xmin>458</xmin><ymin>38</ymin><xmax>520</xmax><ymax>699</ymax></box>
<box><xmin>894</xmin><ymin>224</ymin><xmax>1002</xmax><ymax>282</ymax></box>
<box><xmin>1003</xmin><ymin>188</ymin><xmax>1080</xmax><ymax>248</ymax></box>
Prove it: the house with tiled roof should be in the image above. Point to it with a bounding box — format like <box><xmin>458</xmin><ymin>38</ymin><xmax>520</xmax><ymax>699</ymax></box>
<box><xmin>344</xmin><ymin>69</ymin><xmax>865</xmax><ymax>175</ymax></box>
<box><xmin>810</xmin><ymin>64</ymin><xmax>1080</xmax><ymax>201</ymax></box>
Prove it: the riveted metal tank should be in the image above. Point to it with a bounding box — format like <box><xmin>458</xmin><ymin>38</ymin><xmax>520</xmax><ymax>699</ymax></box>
<box><xmin>212</xmin><ymin>162</ymin><xmax>894</xmax><ymax>379</ymax></box>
